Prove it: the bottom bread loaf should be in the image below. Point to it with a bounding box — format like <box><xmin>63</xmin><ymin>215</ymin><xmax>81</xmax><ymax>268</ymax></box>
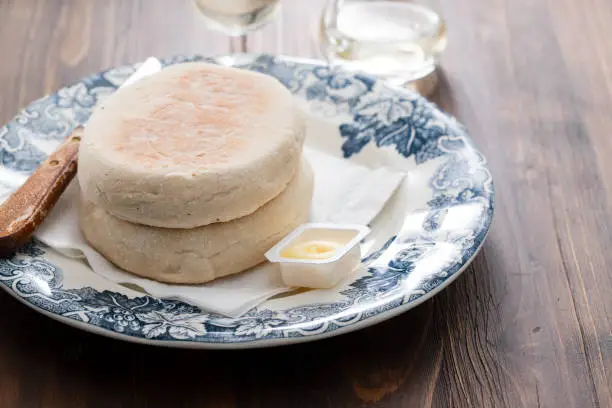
<box><xmin>79</xmin><ymin>159</ymin><xmax>313</xmax><ymax>284</ymax></box>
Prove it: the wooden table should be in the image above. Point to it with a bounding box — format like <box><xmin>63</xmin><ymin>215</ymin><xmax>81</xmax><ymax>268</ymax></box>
<box><xmin>1</xmin><ymin>0</ymin><xmax>611</xmax><ymax>406</ymax></box>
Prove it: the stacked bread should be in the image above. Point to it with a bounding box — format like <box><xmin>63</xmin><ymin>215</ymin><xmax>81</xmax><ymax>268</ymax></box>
<box><xmin>77</xmin><ymin>62</ymin><xmax>313</xmax><ymax>284</ymax></box>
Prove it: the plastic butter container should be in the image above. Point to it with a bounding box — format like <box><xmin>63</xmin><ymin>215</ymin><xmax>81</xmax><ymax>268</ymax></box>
<box><xmin>265</xmin><ymin>223</ymin><xmax>370</xmax><ymax>289</ymax></box>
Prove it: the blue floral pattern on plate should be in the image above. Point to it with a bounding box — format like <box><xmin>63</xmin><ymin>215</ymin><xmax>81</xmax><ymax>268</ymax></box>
<box><xmin>0</xmin><ymin>54</ymin><xmax>494</xmax><ymax>348</ymax></box>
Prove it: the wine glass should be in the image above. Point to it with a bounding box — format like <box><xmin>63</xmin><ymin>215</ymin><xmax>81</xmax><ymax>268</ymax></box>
<box><xmin>193</xmin><ymin>0</ymin><xmax>281</xmax><ymax>53</ymax></box>
<box><xmin>319</xmin><ymin>0</ymin><xmax>447</xmax><ymax>94</ymax></box>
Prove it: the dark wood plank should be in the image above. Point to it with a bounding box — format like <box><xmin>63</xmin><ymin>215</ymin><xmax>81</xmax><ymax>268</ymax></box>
<box><xmin>1</xmin><ymin>0</ymin><xmax>612</xmax><ymax>407</ymax></box>
<box><xmin>429</xmin><ymin>0</ymin><xmax>612</xmax><ymax>406</ymax></box>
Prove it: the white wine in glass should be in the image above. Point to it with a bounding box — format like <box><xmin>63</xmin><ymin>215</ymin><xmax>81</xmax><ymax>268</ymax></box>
<box><xmin>320</xmin><ymin>0</ymin><xmax>447</xmax><ymax>88</ymax></box>
<box><xmin>193</xmin><ymin>0</ymin><xmax>281</xmax><ymax>52</ymax></box>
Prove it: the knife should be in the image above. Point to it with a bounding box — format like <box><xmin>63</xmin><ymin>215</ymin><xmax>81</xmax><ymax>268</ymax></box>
<box><xmin>0</xmin><ymin>57</ymin><xmax>163</xmax><ymax>257</ymax></box>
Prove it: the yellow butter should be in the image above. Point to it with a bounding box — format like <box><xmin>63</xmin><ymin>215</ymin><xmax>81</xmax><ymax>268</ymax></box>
<box><xmin>280</xmin><ymin>240</ymin><xmax>341</xmax><ymax>260</ymax></box>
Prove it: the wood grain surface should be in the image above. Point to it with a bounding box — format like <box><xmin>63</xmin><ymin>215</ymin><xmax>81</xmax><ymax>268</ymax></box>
<box><xmin>0</xmin><ymin>0</ymin><xmax>611</xmax><ymax>407</ymax></box>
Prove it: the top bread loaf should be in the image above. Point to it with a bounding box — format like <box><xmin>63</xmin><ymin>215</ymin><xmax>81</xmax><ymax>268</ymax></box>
<box><xmin>78</xmin><ymin>62</ymin><xmax>306</xmax><ymax>228</ymax></box>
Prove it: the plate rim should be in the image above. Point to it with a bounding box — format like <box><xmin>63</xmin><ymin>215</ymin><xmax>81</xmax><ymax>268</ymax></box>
<box><xmin>0</xmin><ymin>53</ymin><xmax>495</xmax><ymax>349</ymax></box>
<box><xmin>2</xmin><ymin>232</ymin><xmax>489</xmax><ymax>349</ymax></box>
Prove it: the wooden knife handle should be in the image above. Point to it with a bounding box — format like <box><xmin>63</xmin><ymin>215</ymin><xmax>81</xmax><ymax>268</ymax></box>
<box><xmin>0</xmin><ymin>127</ymin><xmax>83</xmax><ymax>257</ymax></box>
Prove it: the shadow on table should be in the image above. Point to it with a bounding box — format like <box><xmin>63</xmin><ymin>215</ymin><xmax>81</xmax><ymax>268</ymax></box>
<box><xmin>0</xmin><ymin>241</ymin><xmax>498</xmax><ymax>407</ymax></box>
<box><xmin>429</xmin><ymin>68</ymin><xmax>458</xmax><ymax>117</ymax></box>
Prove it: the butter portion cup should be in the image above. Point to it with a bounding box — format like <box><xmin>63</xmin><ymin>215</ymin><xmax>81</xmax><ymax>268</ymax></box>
<box><xmin>265</xmin><ymin>223</ymin><xmax>370</xmax><ymax>289</ymax></box>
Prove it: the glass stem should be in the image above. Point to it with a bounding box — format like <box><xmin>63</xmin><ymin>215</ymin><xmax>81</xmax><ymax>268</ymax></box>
<box><xmin>230</xmin><ymin>34</ymin><xmax>248</xmax><ymax>54</ymax></box>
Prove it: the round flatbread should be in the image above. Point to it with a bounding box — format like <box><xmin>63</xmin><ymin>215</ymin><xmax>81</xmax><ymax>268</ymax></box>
<box><xmin>79</xmin><ymin>159</ymin><xmax>314</xmax><ymax>284</ymax></box>
<box><xmin>78</xmin><ymin>61</ymin><xmax>306</xmax><ymax>228</ymax></box>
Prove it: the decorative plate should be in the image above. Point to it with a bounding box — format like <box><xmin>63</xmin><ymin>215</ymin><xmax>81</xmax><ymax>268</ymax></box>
<box><xmin>0</xmin><ymin>54</ymin><xmax>494</xmax><ymax>348</ymax></box>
